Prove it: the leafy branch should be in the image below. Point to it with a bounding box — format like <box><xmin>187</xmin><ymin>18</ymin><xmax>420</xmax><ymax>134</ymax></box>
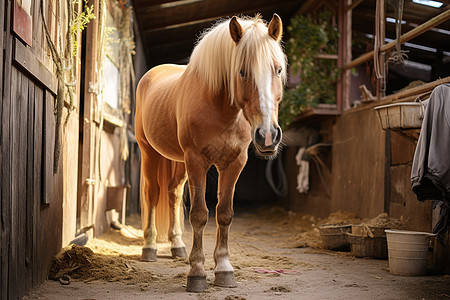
<box><xmin>280</xmin><ymin>11</ymin><xmax>340</xmax><ymax>129</ymax></box>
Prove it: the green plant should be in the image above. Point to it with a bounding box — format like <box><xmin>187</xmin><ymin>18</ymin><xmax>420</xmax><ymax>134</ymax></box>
<box><xmin>72</xmin><ymin>0</ymin><xmax>96</xmax><ymax>57</ymax></box>
<box><xmin>280</xmin><ymin>11</ymin><xmax>340</xmax><ymax>129</ymax></box>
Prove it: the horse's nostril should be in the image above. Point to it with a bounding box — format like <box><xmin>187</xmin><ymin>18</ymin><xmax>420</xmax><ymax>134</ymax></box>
<box><xmin>254</xmin><ymin>128</ymin><xmax>265</xmax><ymax>145</ymax></box>
<box><xmin>273</xmin><ymin>126</ymin><xmax>282</xmax><ymax>144</ymax></box>
<box><xmin>257</xmin><ymin>128</ymin><xmax>264</xmax><ymax>138</ymax></box>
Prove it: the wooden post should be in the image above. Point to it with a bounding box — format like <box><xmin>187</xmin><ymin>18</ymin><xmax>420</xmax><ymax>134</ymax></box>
<box><xmin>79</xmin><ymin>0</ymin><xmax>100</xmax><ymax>233</ymax></box>
<box><xmin>337</xmin><ymin>0</ymin><xmax>352</xmax><ymax>111</ymax></box>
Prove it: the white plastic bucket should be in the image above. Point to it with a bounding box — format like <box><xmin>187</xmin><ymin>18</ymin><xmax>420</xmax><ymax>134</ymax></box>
<box><xmin>385</xmin><ymin>229</ymin><xmax>436</xmax><ymax>276</ymax></box>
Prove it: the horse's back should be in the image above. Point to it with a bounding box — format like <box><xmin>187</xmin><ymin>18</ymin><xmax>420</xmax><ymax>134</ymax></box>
<box><xmin>136</xmin><ymin>64</ymin><xmax>186</xmax><ymax>106</ymax></box>
<box><xmin>136</xmin><ymin>64</ymin><xmax>187</xmax><ymax>162</ymax></box>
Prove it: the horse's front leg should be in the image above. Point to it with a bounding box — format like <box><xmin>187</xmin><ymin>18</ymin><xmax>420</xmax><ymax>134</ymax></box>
<box><xmin>185</xmin><ymin>154</ymin><xmax>210</xmax><ymax>292</ymax></box>
<box><xmin>214</xmin><ymin>155</ymin><xmax>247</xmax><ymax>288</ymax></box>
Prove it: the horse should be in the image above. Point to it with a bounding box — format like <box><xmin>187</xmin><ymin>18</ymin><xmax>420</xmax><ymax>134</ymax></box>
<box><xmin>135</xmin><ymin>14</ymin><xmax>287</xmax><ymax>292</ymax></box>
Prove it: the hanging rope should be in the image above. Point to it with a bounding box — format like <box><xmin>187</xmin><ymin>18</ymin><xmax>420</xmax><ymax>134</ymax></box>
<box><xmin>374</xmin><ymin>0</ymin><xmax>383</xmax><ymax>79</ymax></box>
<box><xmin>388</xmin><ymin>0</ymin><xmax>409</xmax><ymax>64</ymax></box>
<box><xmin>265</xmin><ymin>152</ymin><xmax>288</xmax><ymax>197</ymax></box>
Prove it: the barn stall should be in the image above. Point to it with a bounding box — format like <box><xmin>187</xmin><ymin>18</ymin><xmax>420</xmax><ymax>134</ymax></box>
<box><xmin>1</xmin><ymin>0</ymin><xmax>450</xmax><ymax>299</ymax></box>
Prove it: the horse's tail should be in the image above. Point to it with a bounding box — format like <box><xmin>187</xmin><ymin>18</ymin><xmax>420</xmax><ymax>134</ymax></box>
<box><xmin>155</xmin><ymin>158</ymin><xmax>185</xmax><ymax>243</ymax></box>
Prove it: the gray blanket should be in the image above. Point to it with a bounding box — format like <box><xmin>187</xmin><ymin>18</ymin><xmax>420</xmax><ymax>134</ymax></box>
<box><xmin>411</xmin><ymin>83</ymin><xmax>450</xmax><ymax>202</ymax></box>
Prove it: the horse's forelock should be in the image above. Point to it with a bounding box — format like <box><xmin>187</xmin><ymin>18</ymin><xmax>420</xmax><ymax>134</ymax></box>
<box><xmin>189</xmin><ymin>16</ymin><xmax>286</xmax><ymax>105</ymax></box>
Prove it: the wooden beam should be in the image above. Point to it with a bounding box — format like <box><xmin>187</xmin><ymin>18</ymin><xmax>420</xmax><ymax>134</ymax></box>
<box><xmin>132</xmin><ymin>0</ymin><xmax>180</xmax><ymax>9</ymax></box>
<box><xmin>344</xmin><ymin>8</ymin><xmax>450</xmax><ymax>70</ymax></box>
<box><xmin>138</xmin><ymin>0</ymin><xmax>300</xmax><ymax>31</ymax></box>
<box><xmin>13</xmin><ymin>39</ymin><xmax>58</xmax><ymax>95</ymax></box>
<box><xmin>296</xmin><ymin>0</ymin><xmax>317</xmax><ymax>15</ymax></box>
<box><xmin>382</xmin><ymin>76</ymin><xmax>450</xmax><ymax>102</ymax></box>
<box><xmin>315</xmin><ymin>54</ymin><xmax>339</xmax><ymax>59</ymax></box>
<box><xmin>352</xmin><ymin>11</ymin><xmax>450</xmax><ymax>50</ymax></box>
<box><xmin>347</xmin><ymin>0</ymin><xmax>364</xmax><ymax>11</ymax></box>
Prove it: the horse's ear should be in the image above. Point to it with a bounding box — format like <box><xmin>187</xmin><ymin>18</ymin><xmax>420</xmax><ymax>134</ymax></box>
<box><xmin>268</xmin><ymin>14</ymin><xmax>282</xmax><ymax>42</ymax></box>
<box><xmin>229</xmin><ymin>16</ymin><xmax>243</xmax><ymax>44</ymax></box>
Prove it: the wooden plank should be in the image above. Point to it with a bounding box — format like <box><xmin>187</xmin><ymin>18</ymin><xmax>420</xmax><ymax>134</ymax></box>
<box><xmin>26</xmin><ymin>79</ymin><xmax>35</xmax><ymax>289</ymax></box>
<box><xmin>8</xmin><ymin>66</ymin><xmax>20</xmax><ymax>299</ymax></box>
<box><xmin>0</xmin><ymin>0</ymin><xmax>5</xmax><ymax>294</ymax></box>
<box><xmin>12</xmin><ymin>0</ymin><xmax>33</xmax><ymax>46</ymax></box>
<box><xmin>389</xmin><ymin>165</ymin><xmax>433</xmax><ymax>231</ymax></box>
<box><xmin>13</xmin><ymin>39</ymin><xmax>58</xmax><ymax>95</ymax></box>
<box><xmin>344</xmin><ymin>9</ymin><xmax>450</xmax><ymax>70</ymax></box>
<box><xmin>1</xmin><ymin>1</ymin><xmax>13</xmax><ymax>297</ymax></box>
<box><xmin>390</xmin><ymin>131</ymin><xmax>417</xmax><ymax>165</ymax></box>
<box><xmin>330</xmin><ymin>105</ymin><xmax>386</xmax><ymax>218</ymax></box>
<box><xmin>79</xmin><ymin>0</ymin><xmax>100</xmax><ymax>230</ymax></box>
<box><xmin>0</xmin><ymin>0</ymin><xmax>4</xmax><ymax>104</ymax></box>
<box><xmin>17</xmin><ymin>69</ymin><xmax>30</xmax><ymax>295</ymax></box>
<box><xmin>32</xmin><ymin>85</ymin><xmax>43</xmax><ymax>286</ymax></box>
<box><xmin>43</xmin><ymin>90</ymin><xmax>55</xmax><ymax>205</ymax></box>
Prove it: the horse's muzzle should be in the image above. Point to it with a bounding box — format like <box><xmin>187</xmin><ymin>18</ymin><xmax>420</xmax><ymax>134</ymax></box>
<box><xmin>253</xmin><ymin>126</ymin><xmax>282</xmax><ymax>157</ymax></box>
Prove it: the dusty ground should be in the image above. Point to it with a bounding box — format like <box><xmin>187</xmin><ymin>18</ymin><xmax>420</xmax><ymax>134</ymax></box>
<box><xmin>24</xmin><ymin>207</ymin><xmax>450</xmax><ymax>300</ymax></box>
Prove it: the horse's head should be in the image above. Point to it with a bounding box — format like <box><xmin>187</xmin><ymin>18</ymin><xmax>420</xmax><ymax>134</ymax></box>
<box><xmin>229</xmin><ymin>15</ymin><xmax>287</xmax><ymax>158</ymax></box>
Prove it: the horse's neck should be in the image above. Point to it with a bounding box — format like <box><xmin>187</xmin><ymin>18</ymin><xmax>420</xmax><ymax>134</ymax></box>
<box><xmin>181</xmin><ymin>67</ymin><xmax>241</xmax><ymax>115</ymax></box>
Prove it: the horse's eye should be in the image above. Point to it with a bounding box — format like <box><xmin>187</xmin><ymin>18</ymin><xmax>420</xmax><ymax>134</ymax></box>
<box><xmin>239</xmin><ymin>70</ymin><xmax>246</xmax><ymax>78</ymax></box>
<box><xmin>277</xmin><ymin>67</ymin><xmax>282</xmax><ymax>76</ymax></box>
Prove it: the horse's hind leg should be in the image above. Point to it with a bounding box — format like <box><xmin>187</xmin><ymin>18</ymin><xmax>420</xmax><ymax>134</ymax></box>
<box><xmin>140</xmin><ymin>145</ymin><xmax>161</xmax><ymax>262</ymax></box>
<box><xmin>168</xmin><ymin>162</ymin><xmax>188</xmax><ymax>258</ymax></box>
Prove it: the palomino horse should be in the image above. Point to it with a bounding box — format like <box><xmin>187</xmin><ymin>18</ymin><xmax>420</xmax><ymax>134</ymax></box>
<box><xmin>135</xmin><ymin>14</ymin><xmax>286</xmax><ymax>292</ymax></box>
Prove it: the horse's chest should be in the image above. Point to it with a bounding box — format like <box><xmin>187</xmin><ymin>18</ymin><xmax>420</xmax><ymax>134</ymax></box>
<box><xmin>195</xmin><ymin>120</ymin><xmax>251</xmax><ymax>167</ymax></box>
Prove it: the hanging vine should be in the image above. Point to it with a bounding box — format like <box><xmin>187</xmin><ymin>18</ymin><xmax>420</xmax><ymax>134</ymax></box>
<box><xmin>40</xmin><ymin>0</ymin><xmax>95</xmax><ymax>174</ymax></box>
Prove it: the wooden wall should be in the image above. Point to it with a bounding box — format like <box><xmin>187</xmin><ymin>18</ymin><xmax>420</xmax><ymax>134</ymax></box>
<box><xmin>280</xmin><ymin>119</ymin><xmax>335</xmax><ymax>218</ymax></box>
<box><xmin>1</xmin><ymin>66</ymin><xmax>63</xmax><ymax>299</ymax></box>
<box><xmin>1</xmin><ymin>0</ymin><xmax>66</xmax><ymax>298</ymax></box>
<box><xmin>389</xmin><ymin>131</ymin><xmax>432</xmax><ymax>231</ymax></box>
<box><xmin>283</xmin><ymin>102</ymin><xmax>433</xmax><ymax>234</ymax></box>
<box><xmin>330</xmin><ymin>105</ymin><xmax>387</xmax><ymax>218</ymax></box>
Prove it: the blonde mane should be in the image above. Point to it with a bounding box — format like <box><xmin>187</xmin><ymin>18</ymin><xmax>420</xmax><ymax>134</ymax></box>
<box><xmin>188</xmin><ymin>16</ymin><xmax>287</xmax><ymax>104</ymax></box>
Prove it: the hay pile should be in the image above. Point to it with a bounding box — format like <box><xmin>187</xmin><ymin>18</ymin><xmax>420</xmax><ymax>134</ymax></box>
<box><xmin>360</xmin><ymin>213</ymin><xmax>406</xmax><ymax>229</ymax></box>
<box><xmin>293</xmin><ymin>211</ymin><xmax>406</xmax><ymax>249</ymax></box>
<box><xmin>293</xmin><ymin>210</ymin><xmax>361</xmax><ymax>249</ymax></box>
<box><xmin>318</xmin><ymin>211</ymin><xmax>361</xmax><ymax>226</ymax></box>
<box><xmin>48</xmin><ymin>244</ymin><xmax>155</xmax><ymax>283</ymax></box>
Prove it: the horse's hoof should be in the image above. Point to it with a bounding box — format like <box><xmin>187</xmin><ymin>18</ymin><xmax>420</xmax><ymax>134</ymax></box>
<box><xmin>171</xmin><ymin>247</ymin><xmax>187</xmax><ymax>258</ymax></box>
<box><xmin>186</xmin><ymin>276</ymin><xmax>207</xmax><ymax>293</ymax></box>
<box><xmin>140</xmin><ymin>248</ymin><xmax>157</xmax><ymax>262</ymax></box>
<box><xmin>214</xmin><ymin>271</ymin><xmax>237</xmax><ymax>288</ymax></box>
